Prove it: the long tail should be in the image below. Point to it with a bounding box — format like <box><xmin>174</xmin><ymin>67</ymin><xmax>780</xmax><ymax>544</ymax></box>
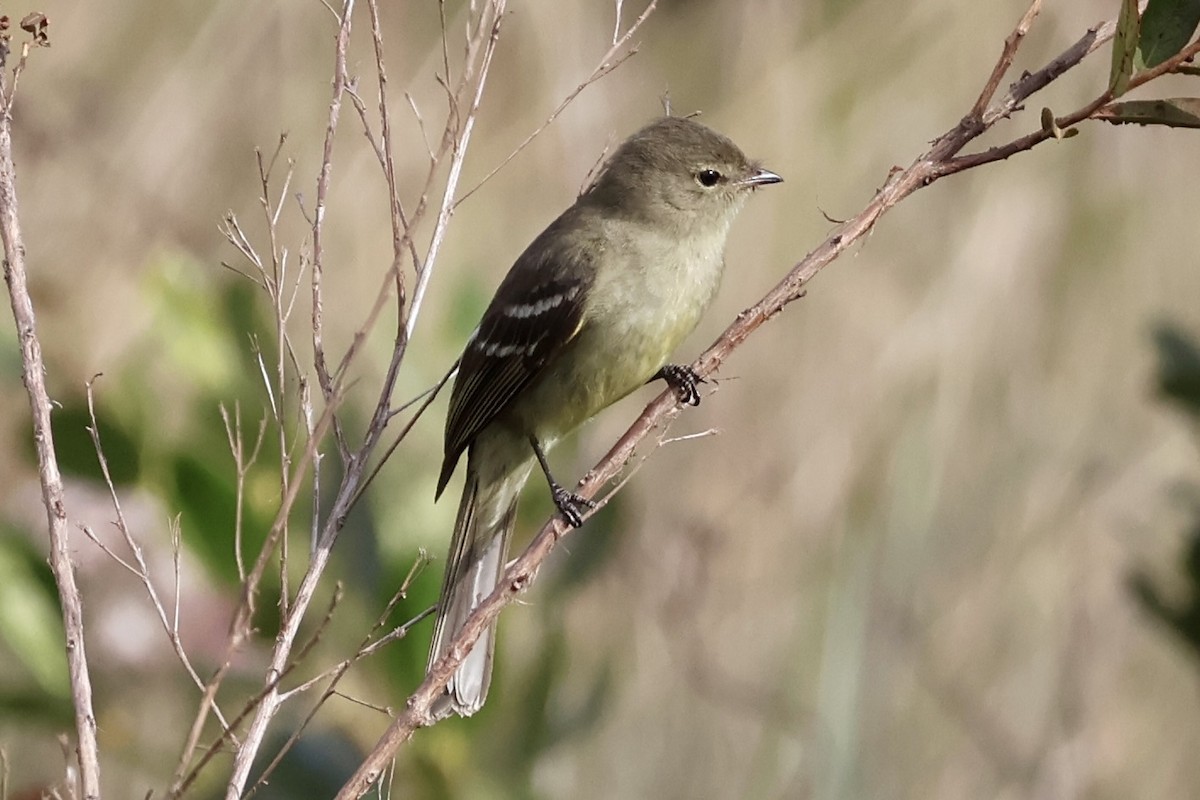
<box><xmin>427</xmin><ymin>457</ymin><xmax>520</xmax><ymax>719</ymax></box>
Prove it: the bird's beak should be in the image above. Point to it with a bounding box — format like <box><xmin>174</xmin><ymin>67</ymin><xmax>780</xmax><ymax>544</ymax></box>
<box><xmin>738</xmin><ymin>167</ymin><xmax>783</xmax><ymax>188</ymax></box>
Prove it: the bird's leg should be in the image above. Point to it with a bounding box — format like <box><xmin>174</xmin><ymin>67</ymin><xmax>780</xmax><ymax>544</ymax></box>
<box><xmin>651</xmin><ymin>363</ymin><xmax>705</xmax><ymax>407</ymax></box>
<box><xmin>529</xmin><ymin>435</ymin><xmax>595</xmax><ymax>528</ymax></box>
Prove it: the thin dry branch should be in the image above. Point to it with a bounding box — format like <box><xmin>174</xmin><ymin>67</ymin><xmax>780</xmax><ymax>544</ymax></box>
<box><xmin>178</xmin><ymin>586</ymin><xmax>344</xmax><ymax>799</ymax></box>
<box><xmin>222</xmin><ymin>2</ymin><xmax>513</xmax><ymax>795</ymax></box>
<box><xmin>366</xmin><ymin>0</ymin><xmax>415</xmax><ymax>300</ymax></box>
<box><xmin>968</xmin><ymin>0</ymin><xmax>1043</xmax><ymax>119</ymax></box>
<box><xmin>246</xmin><ymin>555</ymin><xmax>430</xmax><ymax>796</ymax></box>
<box><xmin>454</xmin><ymin>0</ymin><xmax>659</xmax><ymax>208</ymax></box>
<box><xmin>169</xmin><ymin>659</ymin><xmax>235</xmax><ymax>796</ymax></box>
<box><xmin>349</xmin><ymin>359</ymin><xmax>458</xmax><ymax>514</ymax></box>
<box><xmin>337</xmin><ymin>0</ymin><xmax>422</xmax><ymax>499</ymax></box>
<box><xmin>335</xmin><ymin>3</ymin><xmax>1200</xmax><ymax>793</ymax></box>
<box><xmin>279</xmin><ymin>555</ymin><xmax>432</xmax><ymax>703</ymax></box>
<box><xmin>258</xmin><ymin>144</ymin><xmax>303</xmax><ymax>615</ymax></box>
<box><xmin>0</xmin><ymin>43</ymin><xmax>101</xmax><ymax>800</ymax></box>
<box><xmin>82</xmin><ymin>378</ymin><xmax>233</xmax><ymax>734</ymax></box>
<box><xmin>220</xmin><ymin>403</ymin><xmax>269</xmax><ymax>581</ymax></box>
<box><xmin>310</xmin><ymin>0</ymin><xmax>355</xmax><ymax>416</ymax></box>
<box><xmin>404</xmin><ymin>0</ymin><xmax>508</xmax><ymax>340</ymax></box>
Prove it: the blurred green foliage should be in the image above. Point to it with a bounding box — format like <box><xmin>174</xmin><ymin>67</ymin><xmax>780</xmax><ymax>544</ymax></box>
<box><xmin>44</xmin><ymin>402</ymin><xmax>141</xmax><ymax>485</ymax></box>
<box><xmin>0</xmin><ymin>525</ymin><xmax>72</xmax><ymax>725</ymax></box>
<box><xmin>1154</xmin><ymin>325</ymin><xmax>1200</xmax><ymax>414</ymax></box>
<box><xmin>1130</xmin><ymin>325</ymin><xmax>1200</xmax><ymax>659</ymax></box>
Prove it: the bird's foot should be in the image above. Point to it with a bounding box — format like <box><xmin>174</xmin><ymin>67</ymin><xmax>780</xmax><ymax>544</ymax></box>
<box><xmin>550</xmin><ymin>482</ymin><xmax>595</xmax><ymax>528</ymax></box>
<box><xmin>654</xmin><ymin>364</ymin><xmax>705</xmax><ymax>407</ymax></box>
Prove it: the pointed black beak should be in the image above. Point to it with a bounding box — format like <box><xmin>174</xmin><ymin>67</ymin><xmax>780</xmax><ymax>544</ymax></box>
<box><xmin>738</xmin><ymin>167</ymin><xmax>783</xmax><ymax>188</ymax></box>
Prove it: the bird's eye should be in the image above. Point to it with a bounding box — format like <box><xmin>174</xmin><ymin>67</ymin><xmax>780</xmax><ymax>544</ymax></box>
<box><xmin>696</xmin><ymin>169</ymin><xmax>722</xmax><ymax>187</ymax></box>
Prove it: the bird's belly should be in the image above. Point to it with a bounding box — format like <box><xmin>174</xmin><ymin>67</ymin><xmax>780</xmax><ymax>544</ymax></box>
<box><xmin>511</xmin><ymin>261</ymin><xmax>717</xmax><ymax>442</ymax></box>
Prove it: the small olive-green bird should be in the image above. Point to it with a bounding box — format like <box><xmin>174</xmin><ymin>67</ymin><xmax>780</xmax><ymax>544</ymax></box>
<box><xmin>428</xmin><ymin>115</ymin><xmax>781</xmax><ymax>718</ymax></box>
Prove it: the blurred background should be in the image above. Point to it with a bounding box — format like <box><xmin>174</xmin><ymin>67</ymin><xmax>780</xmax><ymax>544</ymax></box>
<box><xmin>2</xmin><ymin>0</ymin><xmax>1200</xmax><ymax>797</ymax></box>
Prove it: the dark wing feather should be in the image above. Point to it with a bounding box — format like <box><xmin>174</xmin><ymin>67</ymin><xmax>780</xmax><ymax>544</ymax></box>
<box><xmin>436</xmin><ymin>231</ymin><xmax>593</xmax><ymax>497</ymax></box>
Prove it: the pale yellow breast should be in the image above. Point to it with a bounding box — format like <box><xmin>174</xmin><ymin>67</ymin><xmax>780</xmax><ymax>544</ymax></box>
<box><xmin>514</xmin><ymin>218</ymin><xmax>731</xmax><ymax>442</ymax></box>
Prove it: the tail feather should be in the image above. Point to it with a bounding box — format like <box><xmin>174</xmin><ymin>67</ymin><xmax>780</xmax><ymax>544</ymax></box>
<box><xmin>428</xmin><ymin>461</ymin><xmax>519</xmax><ymax>719</ymax></box>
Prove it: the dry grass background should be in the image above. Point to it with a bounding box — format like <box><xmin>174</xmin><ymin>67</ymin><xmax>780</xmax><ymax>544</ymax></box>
<box><xmin>2</xmin><ymin>0</ymin><xmax>1200</xmax><ymax>797</ymax></box>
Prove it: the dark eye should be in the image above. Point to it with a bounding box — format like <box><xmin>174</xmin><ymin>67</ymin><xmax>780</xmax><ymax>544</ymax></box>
<box><xmin>696</xmin><ymin>169</ymin><xmax>721</xmax><ymax>187</ymax></box>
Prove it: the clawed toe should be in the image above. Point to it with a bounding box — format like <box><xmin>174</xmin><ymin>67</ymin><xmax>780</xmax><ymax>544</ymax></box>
<box><xmin>655</xmin><ymin>364</ymin><xmax>705</xmax><ymax>406</ymax></box>
<box><xmin>550</xmin><ymin>483</ymin><xmax>596</xmax><ymax>528</ymax></box>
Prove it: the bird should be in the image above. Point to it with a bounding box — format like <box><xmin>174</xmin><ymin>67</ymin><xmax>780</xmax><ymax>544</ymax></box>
<box><xmin>427</xmin><ymin>114</ymin><xmax>782</xmax><ymax>719</ymax></box>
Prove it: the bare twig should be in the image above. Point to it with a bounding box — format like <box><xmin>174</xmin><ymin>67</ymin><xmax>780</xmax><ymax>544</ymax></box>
<box><xmin>968</xmin><ymin>0</ymin><xmax>1043</xmax><ymax>119</ymax></box>
<box><xmin>84</xmin><ymin>381</ymin><xmax>254</xmax><ymax>794</ymax></box>
<box><xmin>366</xmin><ymin>0</ymin><xmax>415</xmax><ymax>302</ymax></box>
<box><xmin>349</xmin><ymin>360</ymin><xmax>458</xmax><ymax>514</ymax></box>
<box><xmin>0</xmin><ymin>48</ymin><xmax>101</xmax><ymax>800</ymax></box>
<box><xmin>405</xmin><ymin>91</ymin><xmax>436</xmax><ymax>160</ymax></box>
<box><xmin>310</xmin><ymin>0</ymin><xmax>355</xmax><ymax>417</ymax></box>
<box><xmin>222</xmin><ymin>2</ymin><xmax>513</xmax><ymax>795</ymax></box>
<box><xmin>240</xmin><ymin>584</ymin><xmax>350</xmax><ymax>796</ymax></box>
<box><xmin>343</xmin><ymin>0</ymin><xmax>422</xmax><ymax>504</ymax></box>
<box><xmin>404</xmin><ymin>0</ymin><xmax>508</xmax><ymax>340</ymax></box>
<box><xmin>179</xmin><ymin>587</ymin><xmax>343</xmax><ymax>799</ymax></box>
<box><xmin>82</xmin><ymin>379</ymin><xmax>235</xmax><ymax>736</ymax></box>
<box><xmin>455</xmin><ymin>0</ymin><xmax>658</xmax><ymax>207</ymax></box>
<box><xmin>220</xmin><ymin>403</ymin><xmax>269</xmax><ymax>581</ymax></box>
<box><xmin>215</xmin><ymin>4</ymin><xmax>364</xmax><ymax>796</ymax></box>
<box><xmin>660</xmin><ymin>428</ymin><xmax>721</xmax><ymax>446</ymax></box>
<box><xmin>254</xmin><ymin>144</ymin><xmax>295</xmax><ymax>615</ymax></box>
<box><xmin>3</xmin><ymin>41</ymin><xmax>32</xmax><ymax>111</ymax></box>
<box><xmin>438</xmin><ymin>0</ymin><xmax>452</xmax><ymax>92</ymax></box>
<box><xmin>248</xmin><ymin>555</ymin><xmax>430</xmax><ymax>796</ymax></box>
<box><xmin>169</xmin><ymin>659</ymin><xmax>236</xmax><ymax>796</ymax></box>
<box><xmin>279</xmin><ymin>574</ymin><xmax>431</xmax><ymax>702</ymax></box>
<box><xmin>219</xmin><ymin>317</ymin><xmax>349</xmax><ymax>798</ymax></box>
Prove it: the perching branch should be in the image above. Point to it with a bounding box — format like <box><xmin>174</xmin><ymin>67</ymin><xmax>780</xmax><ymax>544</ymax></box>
<box><xmin>336</xmin><ymin>0</ymin><xmax>1200</xmax><ymax>792</ymax></box>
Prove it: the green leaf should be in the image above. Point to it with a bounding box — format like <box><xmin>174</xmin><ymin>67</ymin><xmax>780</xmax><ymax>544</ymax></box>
<box><xmin>1096</xmin><ymin>97</ymin><xmax>1200</xmax><ymax>127</ymax></box>
<box><xmin>1112</xmin><ymin>0</ymin><xmax>1142</xmax><ymax>96</ymax></box>
<box><xmin>1139</xmin><ymin>0</ymin><xmax>1200</xmax><ymax>67</ymax></box>
<box><xmin>1040</xmin><ymin>107</ymin><xmax>1081</xmax><ymax>140</ymax></box>
<box><xmin>1154</xmin><ymin>325</ymin><xmax>1200</xmax><ymax>414</ymax></box>
<box><xmin>1129</xmin><ymin>518</ymin><xmax>1200</xmax><ymax>658</ymax></box>
<box><xmin>0</xmin><ymin>532</ymin><xmax>69</xmax><ymax>697</ymax></box>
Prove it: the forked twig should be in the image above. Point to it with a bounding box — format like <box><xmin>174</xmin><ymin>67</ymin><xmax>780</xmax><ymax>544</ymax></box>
<box><xmin>82</xmin><ymin>379</ymin><xmax>234</xmax><ymax>735</ymax></box>
<box><xmin>246</xmin><ymin>555</ymin><xmax>431</xmax><ymax>796</ymax></box>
